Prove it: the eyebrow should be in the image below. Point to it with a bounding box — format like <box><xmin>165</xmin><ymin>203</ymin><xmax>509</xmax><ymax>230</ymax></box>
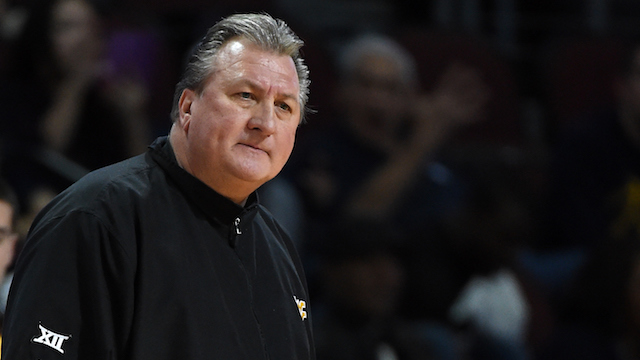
<box><xmin>238</xmin><ymin>79</ymin><xmax>299</xmax><ymax>105</ymax></box>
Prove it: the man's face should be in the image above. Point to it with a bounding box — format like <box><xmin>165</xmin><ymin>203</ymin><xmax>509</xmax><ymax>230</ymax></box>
<box><xmin>178</xmin><ymin>38</ymin><xmax>301</xmax><ymax>200</ymax></box>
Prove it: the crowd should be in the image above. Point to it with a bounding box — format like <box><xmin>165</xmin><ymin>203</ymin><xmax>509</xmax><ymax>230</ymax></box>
<box><xmin>1</xmin><ymin>0</ymin><xmax>640</xmax><ymax>359</ymax></box>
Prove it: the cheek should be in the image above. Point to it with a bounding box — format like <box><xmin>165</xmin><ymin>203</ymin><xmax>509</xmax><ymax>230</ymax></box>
<box><xmin>186</xmin><ymin>119</ymin><xmax>225</xmax><ymax>161</ymax></box>
<box><xmin>279</xmin><ymin>126</ymin><xmax>297</xmax><ymax>158</ymax></box>
<box><xmin>189</xmin><ymin>100</ymin><xmax>230</xmax><ymax>142</ymax></box>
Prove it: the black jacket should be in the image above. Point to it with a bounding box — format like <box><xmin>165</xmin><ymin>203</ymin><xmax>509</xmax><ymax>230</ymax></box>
<box><xmin>2</xmin><ymin>136</ymin><xmax>315</xmax><ymax>359</ymax></box>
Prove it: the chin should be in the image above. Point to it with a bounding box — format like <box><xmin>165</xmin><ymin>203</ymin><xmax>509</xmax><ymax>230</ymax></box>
<box><xmin>237</xmin><ymin>159</ymin><xmax>284</xmax><ymax>180</ymax></box>
<box><xmin>233</xmin><ymin>167</ymin><xmax>276</xmax><ymax>185</ymax></box>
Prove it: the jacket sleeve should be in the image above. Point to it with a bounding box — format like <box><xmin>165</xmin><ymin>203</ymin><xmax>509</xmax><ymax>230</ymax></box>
<box><xmin>1</xmin><ymin>209</ymin><xmax>135</xmax><ymax>359</ymax></box>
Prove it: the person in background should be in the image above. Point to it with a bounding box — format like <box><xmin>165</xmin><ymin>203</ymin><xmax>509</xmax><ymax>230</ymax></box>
<box><xmin>285</xmin><ymin>33</ymin><xmax>489</xmax><ymax>245</ymax></box>
<box><xmin>312</xmin><ymin>219</ymin><xmax>436</xmax><ymax>360</ymax></box>
<box><xmin>0</xmin><ymin>0</ymin><xmax>152</xmax><ymax>209</ymax></box>
<box><xmin>0</xmin><ymin>179</ymin><xmax>19</xmax><ymax>330</ymax></box>
<box><xmin>532</xmin><ymin>39</ymin><xmax>640</xmax><ymax>305</ymax></box>
<box><xmin>548</xmin><ymin>40</ymin><xmax>640</xmax><ymax>252</ymax></box>
<box><xmin>2</xmin><ymin>12</ymin><xmax>315</xmax><ymax>360</ymax></box>
<box><xmin>284</xmin><ymin>33</ymin><xmax>489</xmax><ymax>326</ymax></box>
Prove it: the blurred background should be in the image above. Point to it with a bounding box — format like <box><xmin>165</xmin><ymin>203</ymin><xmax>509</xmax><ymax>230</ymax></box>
<box><xmin>2</xmin><ymin>0</ymin><xmax>640</xmax><ymax>359</ymax></box>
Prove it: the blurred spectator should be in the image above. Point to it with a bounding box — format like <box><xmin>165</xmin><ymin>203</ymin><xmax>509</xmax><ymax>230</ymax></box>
<box><xmin>283</xmin><ymin>33</ymin><xmax>490</xmax><ymax>321</ymax></box>
<box><xmin>284</xmin><ymin>32</ymin><xmax>521</xmax><ymax>360</ymax></box>
<box><xmin>440</xmin><ymin>171</ymin><xmax>555</xmax><ymax>360</ymax></box>
<box><xmin>0</xmin><ymin>0</ymin><xmax>153</xmax><ymax>209</ymax></box>
<box><xmin>533</xmin><ymin>40</ymin><xmax>640</xmax><ymax>303</ymax></box>
<box><xmin>549</xmin><ymin>39</ymin><xmax>640</xmax><ymax>248</ymax></box>
<box><xmin>312</xmin><ymin>219</ymin><xmax>437</xmax><ymax>360</ymax></box>
<box><xmin>0</xmin><ymin>179</ymin><xmax>20</xmax><ymax>330</ymax></box>
<box><xmin>285</xmin><ymin>33</ymin><xmax>489</xmax><ymax>234</ymax></box>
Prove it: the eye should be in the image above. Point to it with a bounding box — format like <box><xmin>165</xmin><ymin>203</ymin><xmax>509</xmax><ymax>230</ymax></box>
<box><xmin>239</xmin><ymin>92</ymin><xmax>252</xmax><ymax>99</ymax></box>
<box><xmin>277</xmin><ymin>102</ymin><xmax>292</xmax><ymax>112</ymax></box>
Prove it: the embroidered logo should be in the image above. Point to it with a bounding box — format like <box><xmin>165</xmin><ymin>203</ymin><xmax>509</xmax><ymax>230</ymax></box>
<box><xmin>294</xmin><ymin>295</ymin><xmax>307</xmax><ymax>321</ymax></box>
<box><xmin>32</xmin><ymin>324</ymin><xmax>71</xmax><ymax>354</ymax></box>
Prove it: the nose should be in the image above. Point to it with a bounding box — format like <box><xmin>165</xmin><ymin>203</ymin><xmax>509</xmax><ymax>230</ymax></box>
<box><xmin>248</xmin><ymin>102</ymin><xmax>276</xmax><ymax>136</ymax></box>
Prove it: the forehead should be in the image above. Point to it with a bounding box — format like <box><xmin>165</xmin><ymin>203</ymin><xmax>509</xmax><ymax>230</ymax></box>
<box><xmin>210</xmin><ymin>38</ymin><xmax>300</xmax><ymax>92</ymax></box>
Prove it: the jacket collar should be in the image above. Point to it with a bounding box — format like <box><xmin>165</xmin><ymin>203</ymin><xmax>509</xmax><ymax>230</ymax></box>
<box><xmin>148</xmin><ymin>136</ymin><xmax>258</xmax><ymax>225</ymax></box>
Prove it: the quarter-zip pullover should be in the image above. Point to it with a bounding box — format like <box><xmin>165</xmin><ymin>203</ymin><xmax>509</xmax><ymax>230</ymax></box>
<box><xmin>2</xmin><ymin>136</ymin><xmax>315</xmax><ymax>360</ymax></box>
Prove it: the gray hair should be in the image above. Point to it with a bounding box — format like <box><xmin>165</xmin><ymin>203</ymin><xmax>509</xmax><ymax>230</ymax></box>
<box><xmin>170</xmin><ymin>13</ymin><xmax>311</xmax><ymax>123</ymax></box>
<box><xmin>337</xmin><ymin>34</ymin><xmax>418</xmax><ymax>88</ymax></box>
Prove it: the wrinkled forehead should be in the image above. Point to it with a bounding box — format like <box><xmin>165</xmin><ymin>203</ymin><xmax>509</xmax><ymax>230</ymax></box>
<box><xmin>214</xmin><ymin>39</ymin><xmax>298</xmax><ymax>82</ymax></box>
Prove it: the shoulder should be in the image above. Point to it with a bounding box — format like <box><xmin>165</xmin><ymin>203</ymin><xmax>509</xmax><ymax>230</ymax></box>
<box><xmin>22</xmin><ymin>153</ymin><xmax>167</xmax><ymax>261</ymax></box>
<box><xmin>32</xmin><ymin>153</ymin><xmax>163</xmax><ymax>230</ymax></box>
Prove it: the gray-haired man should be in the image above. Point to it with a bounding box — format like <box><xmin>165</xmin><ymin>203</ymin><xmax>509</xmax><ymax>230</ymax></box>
<box><xmin>2</xmin><ymin>13</ymin><xmax>315</xmax><ymax>360</ymax></box>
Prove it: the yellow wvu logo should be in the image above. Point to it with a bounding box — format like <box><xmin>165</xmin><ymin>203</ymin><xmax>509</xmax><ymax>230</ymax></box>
<box><xmin>293</xmin><ymin>296</ymin><xmax>307</xmax><ymax>321</ymax></box>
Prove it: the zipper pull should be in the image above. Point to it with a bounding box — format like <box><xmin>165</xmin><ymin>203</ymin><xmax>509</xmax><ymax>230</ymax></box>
<box><xmin>234</xmin><ymin>217</ymin><xmax>242</xmax><ymax>235</ymax></box>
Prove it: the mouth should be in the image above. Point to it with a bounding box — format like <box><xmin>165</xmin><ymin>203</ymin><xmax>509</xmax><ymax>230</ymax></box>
<box><xmin>239</xmin><ymin>143</ymin><xmax>268</xmax><ymax>155</ymax></box>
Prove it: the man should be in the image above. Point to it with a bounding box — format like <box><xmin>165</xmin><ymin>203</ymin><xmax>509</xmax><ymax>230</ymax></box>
<box><xmin>2</xmin><ymin>13</ymin><xmax>315</xmax><ymax>360</ymax></box>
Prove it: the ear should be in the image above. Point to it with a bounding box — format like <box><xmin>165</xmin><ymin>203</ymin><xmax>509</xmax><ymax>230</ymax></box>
<box><xmin>178</xmin><ymin>88</ymin><xmax>196</xmax><ymax>133</ymax></box>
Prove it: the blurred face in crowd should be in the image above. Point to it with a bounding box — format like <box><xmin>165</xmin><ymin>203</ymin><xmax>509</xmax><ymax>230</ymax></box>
<box><xmin>50</xmin><ymin>0</ymin><xmax>103</xmax><ymax>75</ymax></box>
<box><xmin>341</xmin><ymin>53</ymin><xmax>411</xmax><ymax>151</ymax></box>
<box><xmin>0</xmin><ymin>200</ymin><xmax>17</xmax><ymax>279</ymax></box>
<box><xmin>173</xmin><ymin>38</ymin><xmax>301</xmax><ymax>204</ymax></box>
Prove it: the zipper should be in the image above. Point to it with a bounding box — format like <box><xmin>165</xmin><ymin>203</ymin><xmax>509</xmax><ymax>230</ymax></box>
<box><xmin>234</xmin><ymin>217</ymin><xmax>242</xmax><ymax>235</ymax></box>
<box><xmin>228</xmin><ymin>217</ymin><xmax>243</xmax><ymax>248</ymax></box>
